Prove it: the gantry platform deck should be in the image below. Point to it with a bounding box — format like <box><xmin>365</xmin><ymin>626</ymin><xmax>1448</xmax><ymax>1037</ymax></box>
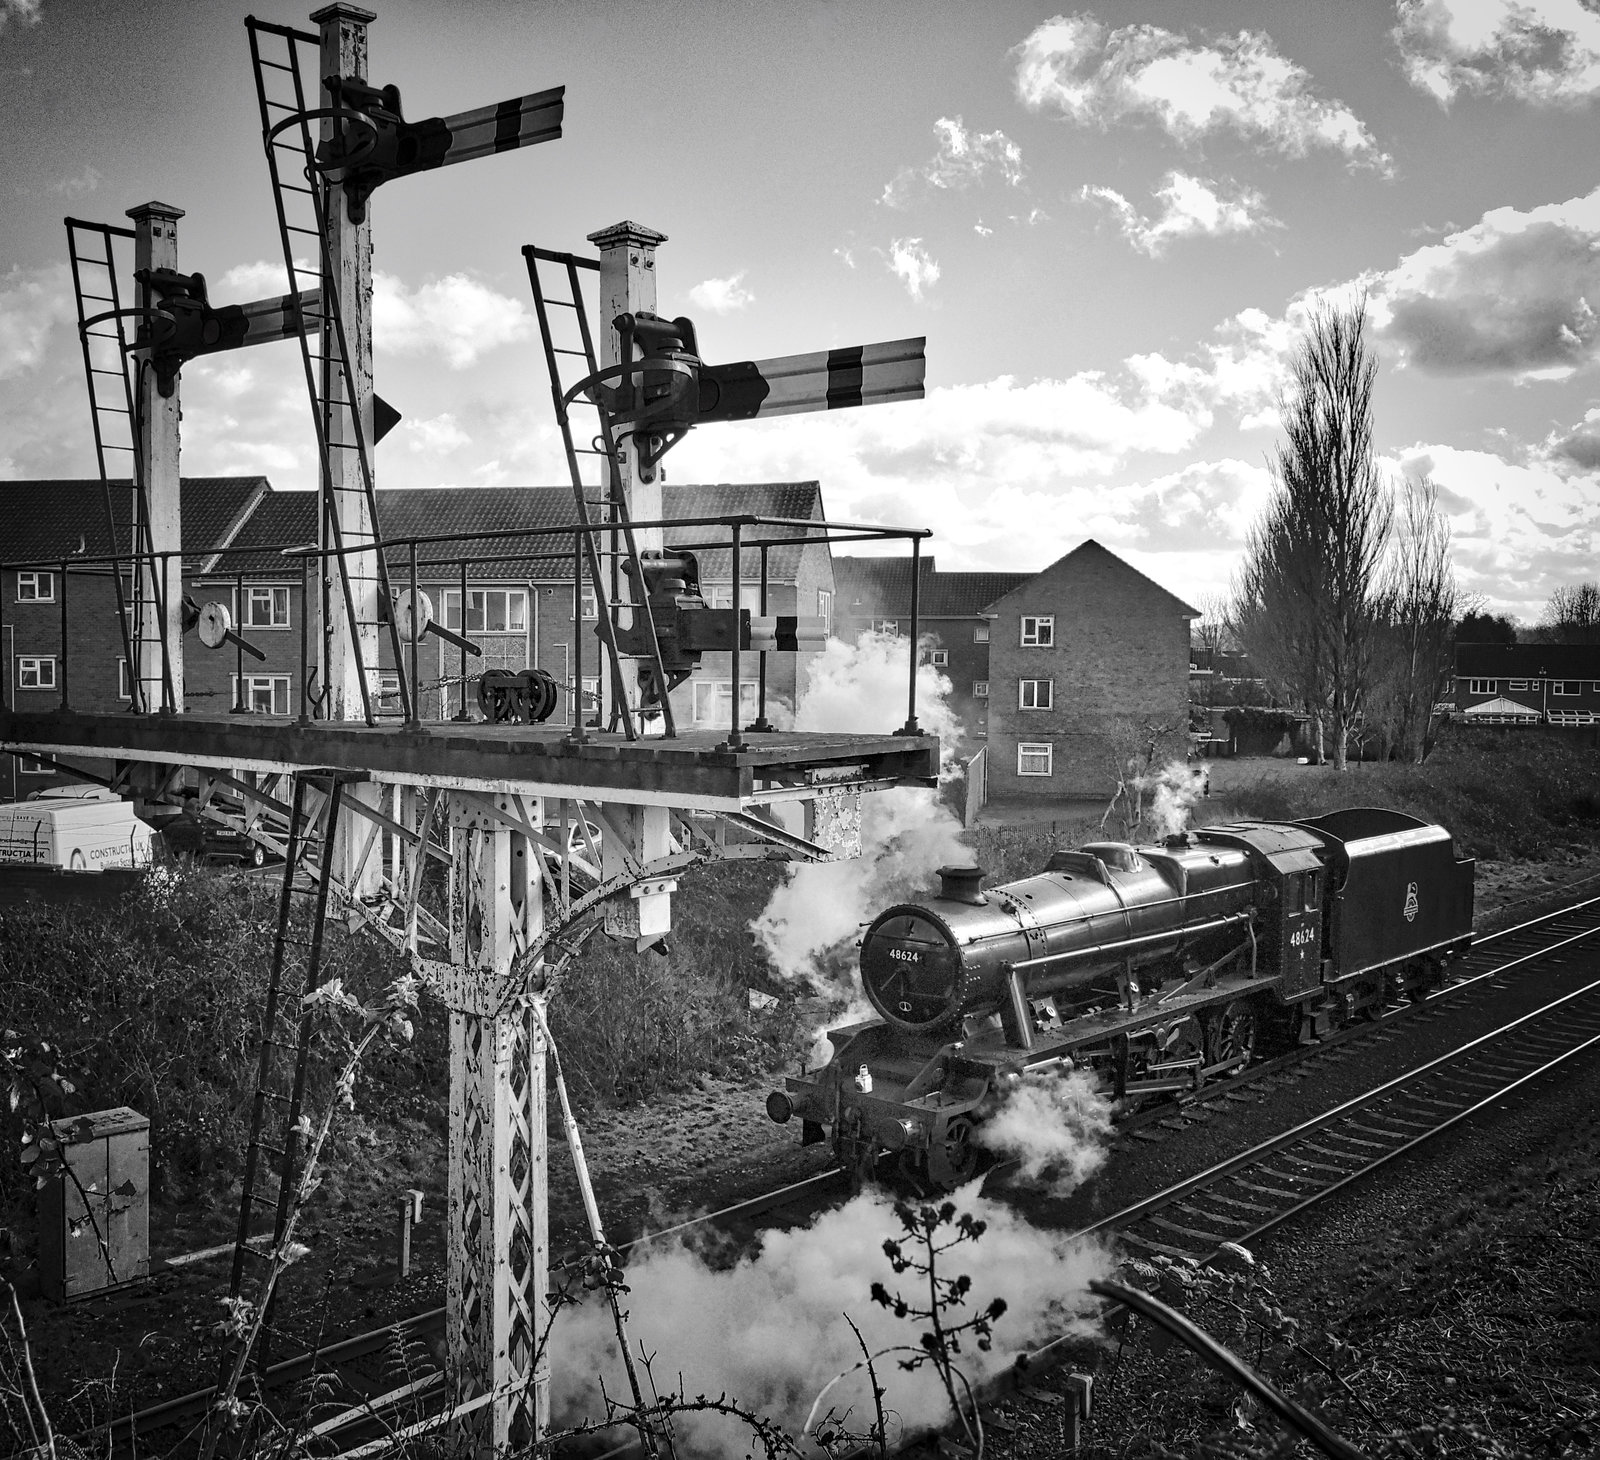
<box><xmin>0</xmin><ymin>709</ymin><xmax>940</xmax><ymax>807</ymax></box>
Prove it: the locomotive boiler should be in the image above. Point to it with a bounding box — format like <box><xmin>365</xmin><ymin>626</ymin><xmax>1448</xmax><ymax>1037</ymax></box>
<box><xmin>766</xmin><ymin>808</ymin><xmax>1475</xmax><ymax>1188</ymax></box>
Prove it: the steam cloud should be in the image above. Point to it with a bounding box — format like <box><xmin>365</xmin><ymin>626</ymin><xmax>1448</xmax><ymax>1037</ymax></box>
<box><xmin>752</xmin><ymin>630</ymin><xmax>971</xmax><ymax>1006</ymax></box>
<box><xmin>1130</xmin><ymin>757</ymin><xmax>1207</xmax><ymax>839</ymax></box>
<box><xmin>550</xmin><ymin>1184</ymin><xmax>1112</xmax><ymax>1457</ymax></box>
<box><xmin>974</xmin><ymin>1066</ymin><xmax>1115</xmax><ymax>1198</ymax></box>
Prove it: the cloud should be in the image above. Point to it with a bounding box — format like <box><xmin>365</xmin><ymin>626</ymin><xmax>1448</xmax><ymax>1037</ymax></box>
<box><xmin>1080</xmin><ymin>171</ymin><xmax>1279</xmax><ymax>255</ymax></box>
<box><xmin>1394</xmin><ymin>0</ymin><xmax>1600</xmax><ymax>105</ymax></box>
<box><xmin>881</xmin><ymin>115</ymin><xmax>1025</xmax><ymax>208</ymax></box>
<box><xmin>48</xmin><ymin>166</ymin><xmax>101</xmax><ymax>199</ymax></box>
<box><xmin>833</xmin><ymin>246</ymin><xmax>857</xmax><ymax>269</ymax></box>
<box><xmin>1370</xmin><ymin>182</ymin><xmax>1600</xmax><ymax>379</ymax></box>
<box><xmin>688</xmin><ymin>272</ymin><xmax>755</xmax><ymax>314</ymax></box>
<box><xmin>1014</xmin><ymin>14</ymin><xmax>1392</xmax><ymax>172</ymax></box>
<box><xmin>0</xmin><ymin>264</ymin><xmax>73</xmax><ymax>381</ymax></box>
<box><xmin>974</xmin><ymin>221</ymin><xmax>994</xmax><ymax>237</ymax></box>
<box><xmin>1550</xmin><ymin>406</ymin><xmax>1600</xmax><ymax>469</ymax></box>
<box><xmin>399</xmin><ymin>412</ymin><xmax>472</xmax><ymax>454</ymax></box>
<box><xmin>0</xmin><ymin>0</ymin><xmax>42</xmax><ymax>33</ymax></box>
<box><xmin>886</xmin><ymin>238</ymin><xmax>940</xmax><ymax>300</ymax></box>
<box><xmin>372</xmin><ymin>272</ymin><xmax>534</xmax><ymax>369</ymax></box>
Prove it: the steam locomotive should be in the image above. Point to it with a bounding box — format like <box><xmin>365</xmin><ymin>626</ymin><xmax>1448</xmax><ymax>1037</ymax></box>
<box><xmin>766</xmin><ymin>809</ymin><xmax>1474</xmax><ymax>1188</ymax></box>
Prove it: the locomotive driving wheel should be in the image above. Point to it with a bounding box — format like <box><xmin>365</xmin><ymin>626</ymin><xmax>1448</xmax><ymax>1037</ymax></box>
<box><xmin>1205</xmin><ymin>999</ymin><xmax>1258</xmax><ymax>1068</ymax></box>
<box><xmin>928</xmin><ymin>1115</ymin><xmax>979</xmax><ymax>1190</ymax></box>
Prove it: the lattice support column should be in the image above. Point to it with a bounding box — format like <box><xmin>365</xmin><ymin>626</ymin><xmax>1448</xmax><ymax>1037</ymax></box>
<box><xmin>444</xmin><ymin>793</ymin><xmax>550</xmax><ymax>1455</ymax></box>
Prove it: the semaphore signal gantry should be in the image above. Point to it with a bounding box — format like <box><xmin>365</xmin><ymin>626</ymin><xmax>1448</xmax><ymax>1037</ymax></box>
<box><xmin>0</xmin><ymin>5</ymin><xmax>939</xmax><ymax>1453</ymax></box>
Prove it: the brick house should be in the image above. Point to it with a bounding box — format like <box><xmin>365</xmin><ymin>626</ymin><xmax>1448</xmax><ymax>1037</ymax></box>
<box><xmin>833</xmin><ymin>556</ymin><xmax>1029</xmax><ymax>739</ymax></box>
<box><xmin>0</xmin><ymin>477</ymin><xmax>268</xmax><ymax>799</ymax></box>
<box><xmin>2</xmin><ymin>478</ymin><xmax>837</xmax><ymax>796</ymax></box>
<box><xmin>984</xmin><ymin>541</ymin><xmax>1198</xmax><ymax>800</ymax></box>
<box><xmin>1454</xmin><ymin>643</ymin><xmax>1600</xmax><ymax>725</ymax></box>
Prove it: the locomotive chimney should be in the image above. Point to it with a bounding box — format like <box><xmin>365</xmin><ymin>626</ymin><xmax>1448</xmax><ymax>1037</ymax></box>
<box><xmin>936</xmin><ymin>865</ymin><xmax>985</xmax><ymax>905</ymax></box>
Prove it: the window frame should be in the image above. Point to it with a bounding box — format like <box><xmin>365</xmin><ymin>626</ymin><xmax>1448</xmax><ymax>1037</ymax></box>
<box><xmin>1467</xmin><ymin>678</ymin><xmax>1497</xmax><ymax>696</ymax></box>
<box><xmin>443</xmin><ymin>587</ymin><xmax>529</xmax><ymax>635</ymax></box>
<box><xmin>972</xmin><ymin>623</ymin><xmax>990</xmax><ymax>643</ymax></box>
<box><xmin>230</xmin><ymin>673</ymin><xmax>292</xmax><ymax>716</ymax></box>
<box><xmin>1016</xmin><ymin>742</ymin><xmax>1053</xmax><ymax>777</ymax></box>
<box><xmin>1508</xmin><ymin>679</ymin><xmax>1528</xmax><ymax>691</ymax></box>
<box><xmin>118</xmin><ymin>658</ymin><xmax>132</xmax><ymax>701</ymax></box>
<box><xmin>691</xmin><ymin>678</ymin><xmax>760</xmax><ymax>725</ymax></box>
<box><xmin>1552</xmin><ymin>680</ymin><xmax>1582</xmax><ymax>697</ymax></box>
<box><xmin>17</xmin><ymin>656</ymin><xmax>56</xmax><ymax>691</ymax></box>
<box><xmin>872</xmin><ymin>618</ymin><xmax>900</xmax><ymax>636</ymax></box>
<box><xmin>816</xmin><ymin>588</ymin><xmax>833</xmax><ymax>635</ymax></box>
<box><xmin>1020</xmin><ymin>615</ymin><xmax>1054</xmax><ymax>647</ymax></box>
<box><xmin>16</xmin><ymin>570</ymin><xmax>55</xmax><ymax>604</ymax></box>
<box><xmin>973</xmin><ymin>681</ymin><xmax>989</xmax><ymax>699</ymax></box>
<box><xmin>1018</xmin><ymin>677</ymin><xmax>1054</xmax><ymax>710</ymax></box>
<box><xmin>926</xmin><ymin>648</ymin><xmax>949</xmax><ymax>667</ymax></box>
<box><xmin>235</xmin><ymin>583</ymin><xmax>292</xmax><ymax>630</ymax></box>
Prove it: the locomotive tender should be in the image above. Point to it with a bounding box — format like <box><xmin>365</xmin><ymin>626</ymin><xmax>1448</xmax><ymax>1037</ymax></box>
<box><xmin>766</xmin><ymin>808</ymin><xmax>1474</xmax><ymax>1188</ymax></box>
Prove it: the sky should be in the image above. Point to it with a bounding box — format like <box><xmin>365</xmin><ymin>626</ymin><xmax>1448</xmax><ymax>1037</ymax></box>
<box><xmin>2</xmin><ymin>0</ymin><xmax>1598</xmax><ymax>624</ymax></box>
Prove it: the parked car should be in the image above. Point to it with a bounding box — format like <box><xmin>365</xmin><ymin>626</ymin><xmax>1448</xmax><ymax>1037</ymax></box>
<box><xmin>157</xmin><ymin>813</ymin><xmax>276</xmax><ymax>868</ymax></box>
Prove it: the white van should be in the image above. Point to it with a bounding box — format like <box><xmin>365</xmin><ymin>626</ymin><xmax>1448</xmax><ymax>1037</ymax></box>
<box><xmin>0</xmin><ymin>786</ymin><xmax>154</xmax><ymax>871</ymax></box>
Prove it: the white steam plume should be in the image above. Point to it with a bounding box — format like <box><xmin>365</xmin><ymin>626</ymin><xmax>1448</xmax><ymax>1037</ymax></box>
<box><xmin>752</xmin><ymin>630</ymin><xmax>971</xmax><ymax>1004</ymax></box>
<box><xmin>550</xmin><ymin>1185</ymin><xmax>1112</xmax><ymax>1457</ymax></box>
<box><xmin>975</xmin><ymin>1066</ymin><xmax>1115</xmax><ymax>1197</ymax></box>
<box><xmin>1135</xmin><ymin>758</ymin><xmax>1207</xmax><ymax>838</ymax></box>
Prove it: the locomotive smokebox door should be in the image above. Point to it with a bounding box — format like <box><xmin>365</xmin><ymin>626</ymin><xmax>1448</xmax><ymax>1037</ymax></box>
<box><xmin>36</xmin><ymin>1106</ymin><xmax>150</xmax><ymax>1302</ymax></box>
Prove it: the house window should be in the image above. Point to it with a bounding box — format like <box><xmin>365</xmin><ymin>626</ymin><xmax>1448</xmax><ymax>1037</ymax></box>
<box><xmin>235</xmin><ymin>585</ymin><xmax>291</xmax><ymax>629</ymax></box>
<box><xmin>973</xmin><ymin>681</ymin><xmax>989</xmax><ymax>698</ymax></box>
<box><xmin>576</xmin><ymin>675</ymin><xmax>601</xmax><ymax>722</ymax></box>
<box><xmin>18</xmin><ymin>755</ymin><xmax>54</xmax><ymax>776</ymax></box>
<box><xmin>817</xmin><ymin>588</ymin><xmax>833</xmax><ymax>635</ymax></box>
<box><xmin>1021</xmin><ymin>616</ymin><xmax>1054</xmax><ymax>647</ymax></box>
<box><xmin>1553</xmin><ymin>681</ymin><xmax>1582</xmax><ymax>696</ymax></box>
<box><xmin>231</xmin><ymin>674</ymin><xmax>291</xmax><ymax>715</ymax></box>
<box><xmin>443</xmin><ymin>589</ymin><xmax>528</xmax><ymax>634</ymax></box>
<box><xmin>691</xmin><ymin>679</ymin><xmax>760</xmax><ymax>725</ymax></box>
<box><xmin>1508</xmin><ymin>680</ymin><xmax>1527</xmax><ymax>691</ymax></box>
<box><xmin>1018</xmin><ymin>678</ymin><xmax>1054</xmax><ymax>710</ymax></box>
<box><xmin>705</xmin><ymin>584</ymin><xmax>758</xmax><ymax>610</ymax></box>
<box><xmin>118</xmin><ymin>658</ymin><xmax>131</xmax><ymax>700</ymax></box>
<box><xmin>16</xmin><ymin>571</ymin><xmax>54</xmax><ymax>603</ymax></box>
<box><xmin>1467</xmin><ymin>679</ymin><xmax>1497</xmax><ymax>695</ymax></box>
<box><xmin>925</xmin><ymin>648</ymin><xmax>949</xmax><ymax>667</ymax></box>
<box><xmin>17</xmin><ymin>657</ymin><xmax>56</xmax><ymax>691</ymax></box>
<box><xmin>580</xmin><ymin>586</ymin><xmax>599</xmax><ymax>620</ymax></box>
<box><xmin>1017</xmin><ymin>742</ymin><xmax>1053</xmax><ymax>777</ymax></box>
<box><xmin>973</xmin><ymin>623</ymin><xmax>990</xmax><ymax>643</ymax></box>
<box><xmin>376</xmin><ymin>671</ymin><xmax>403</xmax><ymax>716</ymax></box>
<box><xmin>873</xmin><ymin>619</ymin><xmax>900</xmax><ymax>635</ymax></box>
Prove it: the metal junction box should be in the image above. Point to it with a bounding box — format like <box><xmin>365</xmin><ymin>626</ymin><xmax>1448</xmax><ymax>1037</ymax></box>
<box><xmin>37</xmin><ymin>1106</ymin><xmax>150</xmax><ymax>1302</ymax></box>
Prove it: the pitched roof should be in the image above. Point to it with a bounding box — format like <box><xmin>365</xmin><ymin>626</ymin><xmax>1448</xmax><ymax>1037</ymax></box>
<box><xmin>983</xmin><ymin>540</ymin><xmax>1200</xmax><ymax>617</ymax></box>
<box><xmin>833</xmin><ymin>555</ymin><xmax>932</xmax><ymax>617</ymax></box>
<box><xmin>199</xmin><ymin>482</ymin><xmax>826</xmax><ymax>582</ymax></box>
<box><xmin>1456</xmin><ymin>642</ymin><xmax>1600</xmax><ymax>678</ymax></box>
<box><xmin>924</xmin><ymin>571</ymin><xmax>1032</xmax><ymax>616</ymax></box>
<box><xmin>0</xmin><ymin>478</ymin><xmax>268</xmax><ymax>570</ymax></box>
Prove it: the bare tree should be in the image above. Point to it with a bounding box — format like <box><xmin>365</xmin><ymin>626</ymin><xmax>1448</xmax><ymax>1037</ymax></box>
<box><xmin>1539</xmin><ymin>582</ymin><xmax>1600</xmax><ymax>644</ymax></box>
<box><xmin>1230</xmin><ymin>299</ymin><xmax>1392</xmax><ymax>770</ymax></box>
<box><xmin>1368</xmin><ymin>478</ymin><xmax>1462</xmax><ymax>762</ymax></box>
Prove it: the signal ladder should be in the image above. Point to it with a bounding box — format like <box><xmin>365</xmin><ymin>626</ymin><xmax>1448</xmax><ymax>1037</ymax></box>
<box><xmin>64</xmin><ymin>217</ymin><xmax>175</xmax><ymax>715</ymax></box>
<box><xmin>221</xmin><ymin>773</ymin><xmax>349</xmax><ymax>1372</ymax></box>
<box><xmin>245</xmin><ymin>17</ymin><xmax>411</xmax><ymax>725</ymax></box>
<box><xmin>523</xmin><ymin>246</ymin><xmax>678</xmax><ymax>740</ymax></box>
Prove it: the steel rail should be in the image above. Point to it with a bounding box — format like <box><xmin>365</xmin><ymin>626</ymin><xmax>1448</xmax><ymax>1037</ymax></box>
<box><xmin>1078</xmin><ymin>966</ymin><xmax>1600</xmax><ymax>1251</ymax></box>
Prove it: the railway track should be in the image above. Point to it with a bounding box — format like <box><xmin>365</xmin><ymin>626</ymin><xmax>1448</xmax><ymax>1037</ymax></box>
<box><xmin>1080</xmin><ymin>970</ymin><xmax>1600</xmax><ymax>1260</ymax></box>
<box><xmin>98</xmin><ymin>893</ymin><xmax>1600</xmax><ymax>1455</ymax></box>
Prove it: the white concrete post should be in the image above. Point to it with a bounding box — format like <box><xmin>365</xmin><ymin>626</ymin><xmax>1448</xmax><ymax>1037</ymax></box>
<box><xmin>444</xmin><ymin>795</ymin><xmax>549</xmax><ymax>1455</ymax></box>
<box><xmin>312</xmin><ymin>3</ymin><xmax>383</xmax><ymax>892</ymax></box>
<box><xmin>126</xmin><ymin>200</ymin><xmax>186</xmax><ymax>714</ymax></box>
<box><xmin>585</xmin><ymin>221</ymin><xmax>667</xmax><ymax>720</ymax></box>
